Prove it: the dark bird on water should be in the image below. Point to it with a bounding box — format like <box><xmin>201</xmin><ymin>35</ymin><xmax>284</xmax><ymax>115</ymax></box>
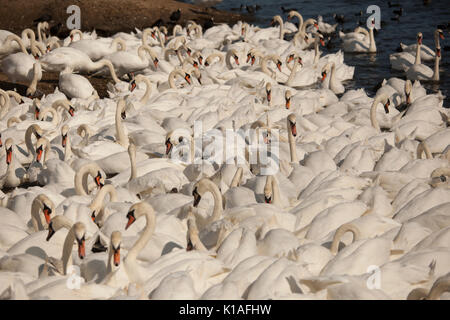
<box><xmin>388</xmin><ymin>1</ymin><xmax>401</xmax><ymax>7</ymax></box>
<box><xmin>333</xmin><ymin>13</ymin><xmax>345</xmax><ymax>24</ymax></box>
<box><xmin>281</xmin><ymin>6</ymin><xmax>297</xmax><ymax>14</ymax></box>
<box><xmin>170</xmin><ymin>9</ymin><xmax>181</xmax><ymax>22</ymax></box>
<box><xmin>393</xmin><ymin>7</ymin><xmax>403</xmax><ymax>16</ymax></box>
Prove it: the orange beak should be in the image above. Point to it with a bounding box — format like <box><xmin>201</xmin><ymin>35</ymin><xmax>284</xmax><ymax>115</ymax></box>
<box><xmin>35</xmin><ymin>108</ymin><xmax>40</xmax><ymax>120</ymax></box>
<box><xmin>251</xmin><ymin>56</ymin><xmax>256</xmax><ymax>66</ymax></box>
<box><xmin>266</xmin><ymin>90</ymin><xmax>271</xmax><ymax>102</ymax></box>
<box><xmin>153</xmin><ymin>59</ymin><xmax>159</xmax><ymax>68</ymax></box>
<box><xmin>62</xmin><ymin>134</ymin><xmax>67</xmax><ymax>148</ymax></box>
<box><xmin>68</xmin><ymin>106</ymin><xmax>75</xmax><ymax>117</ymax></box>
<box><xmin>165</xmin><ymin>140</ymin><xmax>172</xmax><ymax>155</ymax></box>
<box><xmin>436</xmin><ymin>48</ymin><xmax>441</xmax><ymax>58</ymax></box>
<box><xmin>78</xmin><ymin>239</ymin><xmax>85</xmax><ymax>259</ymax></box>
<box><xmin>6</xmin><ymin>148</ymin><xmax>12</xmax><ymax>165</ymax></box>
<box><xmin>418</xmin><ymin>37</ymin><xmax>422</xmax><ymax>45</ymax></box>
<box><xmin>234</xmin><ymin>56</ymin><xmax>240</xmax><ymax>66</ymax></box>
<box><xmin>287</xmin><ymin>55</ymin><xmax>294</xmax><ymax>63</ymax></box>
<box><xmin>246</xmin><ymin>53</ymin><xmax>251</xmax><ymax>63</ymax></box>
<box><xmin>276</xmin><ymin>62</ymin><xmax>282</xmax><ymax>72</ymax></box>
<box><xmin>314</xmin><ymin>22</ymin><xmax>319</xmax><ymax>30</ymax></box>
<box><xmin>43</xmin><ymin>208</ymin><xmax>51</xmax><ymax>224</ymax></box>
<box><xmin>125</xmin><ymin>215</ymin><xmax>135</xmax><ymax>230</ymax></box>
<box><xmin>185</xmin><ymin>74</ymin><xmax>191</xmax><ymax>85</ymax></box>
<box><xmin>384</xmin><ymin>100</ymin><xmax>390</xmax><ymax>114</ymax></box>
<box><xmin>91</xmin><ymin>211</ymin><xmax>96</xmax><ymax>222</ymax></box>
<box><xmin>198</xmin><ymin>56</ymin><xmax>203</xmax><ymax>65</ymax></box>
<box><xmin>291</xmin><ymin>122</ymin><xmax>297</xmax><ymax>136</ymax></box>
<box><xmin>151</xmin><ymin>32</ymin><xmax>156</xmax><ymax>40</ymax></box>
<box><xmin>320</xmin><ymin>39</ymin><xmax>325</xmax><ymax>46</ymax></box>
<box><xmin>113</xmin><ymin>248</ymin><xmax>120</xmax><ymax>266</ymax></box>
<box><xmin>36</xmin><ymin>146</ymin><xmax>43</xmax><ymax>162</ymax></box>
<box><xmin>130</xmin><ymin>81</ymin><xmax>136</xmax><ymax>92</ymax></box>
<box><xmin>321</xmin><ymin>71</ymin><xmax>327</xmax><ymax>82</ymax></box>
<box><xmin>286</xmin><ymin>98</ymin><xmax>291</xmax><ymax>109</ymax></box>
<box><xmin>440</xmin><ymin>33</ymin><xmax>445</xmax><ymax>40</ymax></box>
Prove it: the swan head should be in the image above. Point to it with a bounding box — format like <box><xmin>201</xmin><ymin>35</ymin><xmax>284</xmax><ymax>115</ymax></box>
<box><xmin>417</xmin><ymin>32</ymin><xmax>423</xmax><ymax>45</ymax></box>
<box><xmin>35</xmin><ymin>137</ymin><xmax>48</xmax><ymax>163</ymax></box>
<box><xmin>61</xmin><ymin>125</ymin><xmax>69</xmax><ymax>147</ymax></box>
<box><xmin>186</xmin><ymin>215</ymin><xmax>198</xmax><ymax>251</ymax></box>
<box><xmin>125</xmin><ymin>202</ymin><xmax>154</xmax><ymax>230</ymax></box>
<box><xmin>94</xmin><ymin>171</ymin><xmax>105</xmax><ymax>188</ymax></box>
<box><xmin>73</xmin><ymin>222</ymin><xmax>86</xmax><ymax>259</ymax></box>
<box><xmin>287</xmin><ymin>114</ymin><xmax>297</xmax><ymax>137</ymax></box>
<box><xmin>266</xmin><ymin>83</ymin><xmax>272</xmax><ymax>102</ymax></box>
<box><xmin>110</xmin><ymin>231</ymin><xmax>122</xmax><ymax>266</ymax></box>
<box><xmin>129</xmin><ymin>79</ymin><xmax>137</xmax><ymax>92</ymax></box>
<box><xmin>46</xmin><ymin>215</ymin><xmax>72</xmax><ymax>241</ymax></box>
<box><xmin>375</xmin><ymin>93</ymin><xmax>391</xmax><ymax>114</ymax></box>
<box><xmin>36</xmin><ymin>194</ymin><xmax>54</xmax><ymax>225</ymax></box>
<box><xmin>184</xmin><ymin>72</ymin><xmax>192</xmax><ymax>85</ymax></box>
<box><xmin>264</xmin><ymin>175</ymin><xmax>274</xmax><ymax>203</ymax></box>
<box><xmin>429</xmin><ymin>167</ymin><xmax>449</xmax><ymax>188</ymax></box>
<box><xmin>285</xmin><ymin>90</ymin><xmax>292</xmax><ymax>109</ymax></box>
<box><xmin>192</xmin><ymin>178</ymin><xmax>216</xmax><ymax>207</ymax></box>
<box><xmin>437</xmin><ymin>29</ymin><xmax>445</xmax><ymax>40</ymax></box>
<box><xmin>287</xmin><ymin>11</ymin><xmax>296</xmax><ymax>20</ymax></box>
<box><xmin>5</xmin><ymin>138</ymin><xmax>13</xmax><ymax>165</ymax></box>
<box><xmin>436</xmin><ymin>47</ymin><xmax>441</xmax><ymax>59</ymax></box>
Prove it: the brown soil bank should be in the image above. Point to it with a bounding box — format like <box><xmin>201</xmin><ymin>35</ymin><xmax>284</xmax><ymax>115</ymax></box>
<box><xmin>0</xmin><ymin>0</ymin><xmax>248</xmax><ymax>37</ymax></box>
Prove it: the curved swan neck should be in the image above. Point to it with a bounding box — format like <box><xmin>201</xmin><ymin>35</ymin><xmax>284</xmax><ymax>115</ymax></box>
<box><xmin>137</xmin><ymin>76</ymin><xmax>152</xmax><ymax>104</ymax></box>
<box><xmin>168</xmin><ymin>69</ymin><xmax>184</xmax><ymax>89</ymax></box>
<box><xmin>75</xmin><ymin>163</ymin><xmax>101</xmax><ymax>196</ymax></box>
<box><xmin>31</xmin><ymin>197</ymin><xmax>48</xmax><ymax>231</ymax></box>
<box><xmin>230</xmin><ymin>167</ymin><xmax>243</xmax><ymax>187</ymax></box>
<box><xmin>370</xmin><ymin>95</ymin><xmax>387</xmax><ymax>133</ymax></box>
<box><xmin>90</xmin><ymin>184</ymin><xmax>117</xmax><ymax>212</ymax></box>
<box><xmin>330</xmin><ymin>223</ymin><xmax>361</xmax><ymax>255</ymax></box>
<box><xmin>126</xmin><ymin>204</ymin><xmax>156</xmax><ymax>262</ymax></box>
<box><xmin>115</xmin><ymin>99</ymin><xmax>129</xmax><ymax>148</ymax></box>
<box><xmin>90</xmin><ymin>59</ymin><xmax>120</xmax><ymax>83</ymax></box>
<box><xmin>417</xmin><ymin>141</ymin><xmax>433</xmax><ymax>159</ymax></box>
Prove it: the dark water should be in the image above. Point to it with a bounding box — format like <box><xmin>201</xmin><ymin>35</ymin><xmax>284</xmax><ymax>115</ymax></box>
<box><xmin>212</xmin><ymin>0</ymin><xmax>450</xmax><ymax>105</ymax></box>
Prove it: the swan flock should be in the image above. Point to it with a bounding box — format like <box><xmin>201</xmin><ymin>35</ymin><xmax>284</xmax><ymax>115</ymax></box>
<box><xmin>0</xmin><ymin>11</ymin><xmax>449</xmax><ymax>301</ymax></box>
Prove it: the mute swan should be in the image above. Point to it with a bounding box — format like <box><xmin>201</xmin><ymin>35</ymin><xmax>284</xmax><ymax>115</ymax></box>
<box><xmin>321</xmin><ymin>62</ymin><xmax>344</xmax><ymax>94</ymax></box>
<box><xmin>0</xmin><ymin>138</ymin><xmax>28</xmax><ymax>189</ymax></box>
<box><xmin>400</xmin><ymin>29</ymin><xmax>444</xmax><ymax>62</ymax></box>
<box><xmin>343</xmin><ymin>20</ymin><xmax>376</xmax><ymax>53</ymax></box>
<box><xmin>30</xmin><ymin>194</ymin><xmax>54</xmax><ymax>232</ymax></box>
<box><xmin>73</xmin><ymin>162</ymin><xmax>105</xmax><ymax>196</ymax></box>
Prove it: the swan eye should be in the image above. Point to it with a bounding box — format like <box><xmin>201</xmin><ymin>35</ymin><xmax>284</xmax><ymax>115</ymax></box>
<box><xmin>178</xmin><ymin>136</ymin><xmax>184</xmax><ymax>143</ymax></box>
